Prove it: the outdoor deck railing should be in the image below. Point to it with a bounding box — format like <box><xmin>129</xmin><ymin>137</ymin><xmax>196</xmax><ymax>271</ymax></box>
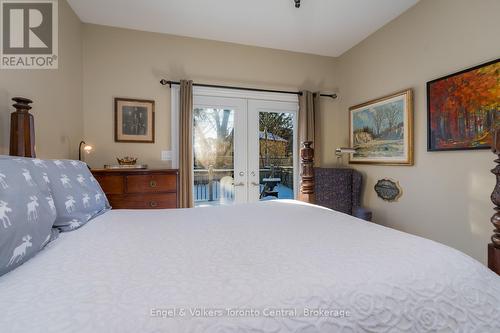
<box><xmin>193</xmin><ymin>168</ymin><xmax>234</xmax><ymax>202</ymax></box>
<box><xmin>194</xmin><ymin>165</ymin><xmax>294</xmax><ymax>203</ymax></box>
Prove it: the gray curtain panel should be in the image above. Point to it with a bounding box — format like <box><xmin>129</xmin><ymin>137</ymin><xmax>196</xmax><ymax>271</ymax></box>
<box><xmin>298</xmin><ymin>91</ymin><xmax>320</xmax><ymax>166</ymax></box>
<box><xmin>179</xmin><ymin>80</ymin><xmax>194</xmax><ymax>208</ymax></box>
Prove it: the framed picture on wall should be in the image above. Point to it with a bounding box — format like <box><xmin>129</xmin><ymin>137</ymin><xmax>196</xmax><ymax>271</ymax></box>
<box><xmin>349</xmin><ymin>89</ymin><xmax>414</xmax><ymax>165</ymax></box>
<box><xmin>114</xmin><ymin>98</ymin><xmax>155</xmax><ymax>143</ymax></box>
<box><xmin>427</xmin><ymin>58</ymin><xmax>499</xmax><ymax>151</ymax></box>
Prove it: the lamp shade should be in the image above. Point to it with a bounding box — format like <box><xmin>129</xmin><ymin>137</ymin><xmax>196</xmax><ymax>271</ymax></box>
<box><xmin>79</xmin><ymin>141</ymin><xmax>93</xmax><ymax>161</ymax></box>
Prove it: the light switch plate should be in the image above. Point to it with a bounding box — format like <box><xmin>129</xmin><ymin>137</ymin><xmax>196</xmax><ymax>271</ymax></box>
<box><xmin>161</xmin><ymin>150</ymin><xmax>173</xmax><ymax>161</ymax></box>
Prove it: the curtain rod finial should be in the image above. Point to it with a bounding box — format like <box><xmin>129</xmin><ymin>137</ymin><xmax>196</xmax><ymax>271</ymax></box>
<box><xmin>160</xmin><ymin>79</ymin><xmax>168</xmax><ymax>85</ymax></box>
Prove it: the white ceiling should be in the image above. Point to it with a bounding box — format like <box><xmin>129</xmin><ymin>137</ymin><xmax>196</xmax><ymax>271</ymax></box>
<box><xmin>67</xmin><ymin>0</ymin><xmax>419</xmax><ymax>57</ymax></box>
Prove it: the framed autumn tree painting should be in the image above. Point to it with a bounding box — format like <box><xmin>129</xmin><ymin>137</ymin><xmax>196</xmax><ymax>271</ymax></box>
<box><xmin>427</xmin><ymin>58</ymin><xmax>499</xmax><ymax>151</ymax></box>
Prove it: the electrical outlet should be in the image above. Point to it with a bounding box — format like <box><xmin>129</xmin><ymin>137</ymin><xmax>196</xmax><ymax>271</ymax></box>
<box><xmin>161</xmin><ymin>150</ymin><xmax>172</xmax><ymax>161</ymax></box>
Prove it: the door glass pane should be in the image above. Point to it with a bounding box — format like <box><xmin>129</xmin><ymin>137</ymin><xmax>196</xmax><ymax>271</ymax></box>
<box><xmin>258</xmin><ymin>112</ymin><xmax>295</xmax><ymax>201</ymax></box>
<box><xmin>193</xmin><ymin>108</ymin><xmax>235</xmax><ymax>207</ymax></box>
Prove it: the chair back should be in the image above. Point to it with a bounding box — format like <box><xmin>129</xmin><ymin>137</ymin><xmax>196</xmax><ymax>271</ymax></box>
<box><xmin>314</xmin><ymin>168</ymin><xmax>363</xmax><ymax>215</ymax></box>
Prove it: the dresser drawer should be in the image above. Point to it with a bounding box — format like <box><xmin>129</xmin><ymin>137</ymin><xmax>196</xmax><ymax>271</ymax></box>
<box><xmin>93</xmin><ymin>175</ymin><xmax>124</xmax><ymax>194</ymax></box>
<box><xmin>92</xmin><ymin>168</ymin><xmax>179</xmax><ymax>209</ymax></box>
<box><xmin>108</xmin><ymin>193</ymin><xmax>177</xmax><ymax>209</ymax></box>
<box><xmin>126</xmin><ymin>174</ymin><xmax>177</xmax><ymax>193</ymax></box>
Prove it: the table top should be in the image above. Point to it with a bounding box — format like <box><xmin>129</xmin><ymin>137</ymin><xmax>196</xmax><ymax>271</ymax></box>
<box><xmin>262</xmin><ymin>178</ymin><xmax>281</xmax><ymax>182</ymax></box>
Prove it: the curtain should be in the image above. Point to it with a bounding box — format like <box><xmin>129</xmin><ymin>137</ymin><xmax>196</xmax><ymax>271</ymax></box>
<box><xmin>298</xmin><ymin>91</ymin><xmax>320</xmax><ymax>165</ymax></box>
<box><xmin>179</xmin><ymin>80</ymin><xmax>194</xmax><ymax>208</ymax></box>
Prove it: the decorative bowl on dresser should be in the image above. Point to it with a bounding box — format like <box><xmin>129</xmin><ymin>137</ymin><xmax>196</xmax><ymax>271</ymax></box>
<box><xmin>91</xmin><ymin>169</ymin><xmax>179</xmax><ymax>209</ymax></box>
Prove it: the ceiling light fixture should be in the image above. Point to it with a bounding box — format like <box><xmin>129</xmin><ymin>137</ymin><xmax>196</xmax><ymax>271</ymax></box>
<box><xmin>294</xmin><ymin>0</ymin><xmax>301</xmax><ymax>8</ymax></box>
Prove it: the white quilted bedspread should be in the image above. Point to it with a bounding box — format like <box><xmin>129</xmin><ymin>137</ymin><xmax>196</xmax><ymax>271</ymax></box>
<box><xmin>0</xmin><ymin>200</ymin><xmax>499</xmax><ymax>333</ymax></box>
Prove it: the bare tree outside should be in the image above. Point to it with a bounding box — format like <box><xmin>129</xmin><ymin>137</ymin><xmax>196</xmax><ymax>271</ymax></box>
<box><xmin>259</xmin><ymin>112</ymin><xmax>293</xmax><ymax>167</ymax></box>
<box><xmin>193</xmin><ymin>108</ymin><xmax>234</xmax><ymax>169</ymax></box>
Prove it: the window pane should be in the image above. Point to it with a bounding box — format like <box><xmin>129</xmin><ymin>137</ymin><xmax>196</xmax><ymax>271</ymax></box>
<box><xmin>193</xmin><ymin>108</ymin><xmax>235</xmax><ymax>207</ymax></box>
<box><xmin>258</xmin><ymin>112</ymin><xmax>294</xmax><ymax>201</ymax></box>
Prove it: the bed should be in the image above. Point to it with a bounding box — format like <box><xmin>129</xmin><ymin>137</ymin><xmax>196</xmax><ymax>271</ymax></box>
<box><xmin>1</xmin><ymin>200</ymin><xmax>499</xmax><ymax>332</ymax></box>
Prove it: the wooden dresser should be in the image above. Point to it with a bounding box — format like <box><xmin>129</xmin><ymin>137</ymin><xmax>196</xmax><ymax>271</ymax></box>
<box><xmin>91</xmin><ymin>169</ymin><xmax>179</xmax><ymax>209</ymax></box>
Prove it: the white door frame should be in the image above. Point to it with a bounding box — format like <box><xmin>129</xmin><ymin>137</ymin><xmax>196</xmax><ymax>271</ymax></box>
<box><xmin>171</xmin><ymin>86</ymin><xmax>299</xmax><ymax>204</ymax></box>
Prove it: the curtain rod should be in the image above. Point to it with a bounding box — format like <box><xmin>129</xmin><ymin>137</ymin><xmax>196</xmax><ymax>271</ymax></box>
<box><xmin>159</xmin><ymin>79</ymin><xmax>337</xmax><ymax>99</ymax></box>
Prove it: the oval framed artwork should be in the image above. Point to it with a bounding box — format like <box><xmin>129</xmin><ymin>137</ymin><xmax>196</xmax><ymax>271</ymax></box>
<box><xmin>374</xmin><ymin>179</ymin><xmax>402</xmax><ymax>202</ymax></box>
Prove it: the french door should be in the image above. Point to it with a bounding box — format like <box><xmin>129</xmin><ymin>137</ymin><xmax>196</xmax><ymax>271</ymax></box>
<box><xmin>193</xmin><ymin>96</ymin><xmax>298</xmax><ymax>206</ymax></box>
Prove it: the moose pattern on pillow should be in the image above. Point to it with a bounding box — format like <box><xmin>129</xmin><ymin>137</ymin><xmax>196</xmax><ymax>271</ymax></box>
<box><xmin>43</xmin><ymin>159</ymin><xmax>110</xmax><ymax>232</ymax></box>
<box><xmin>0</xmin><ymin>158</ymin><xmax>56</xmax><ymax>276</ymax></box>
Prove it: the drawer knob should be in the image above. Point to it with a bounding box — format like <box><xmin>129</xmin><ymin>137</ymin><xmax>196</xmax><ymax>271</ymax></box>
<box><xmin>149</xmin><ymin>180</ymin><xmax>157</xmax><ymax>188</ymax></box>
<box><xmin>149</xmin><ymin>201</ymin><xmax>158</xmax><ymax>207</ymax></box>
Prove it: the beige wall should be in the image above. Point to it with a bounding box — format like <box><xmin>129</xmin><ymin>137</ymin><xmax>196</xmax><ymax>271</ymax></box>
<box><xmin>82</xmin><ymin>24</ymin><xmax>340</xmax><ymax>168</ymax></box>
<box><xmin>335</xmin><ymin>0</ymin><xmax>500</xmax><ymax>263</ymax></box>
<box><xmin>0</xmin><ymin>0</ymin><xmax>82</xmax><ymax>159</ymax></box>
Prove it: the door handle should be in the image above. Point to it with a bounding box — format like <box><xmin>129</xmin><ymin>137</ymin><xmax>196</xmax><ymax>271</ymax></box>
<box><xmin>234</xmin><ymin>182</ymin><xmax>245</xmax><ymax>187</ymax></box>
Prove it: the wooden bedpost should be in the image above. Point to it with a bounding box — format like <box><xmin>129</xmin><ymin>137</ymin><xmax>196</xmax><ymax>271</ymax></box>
<box><xmin>299</xmin><ymin>141</ymin><xmax>315</xmax><ymax>204</ymax></box>
<box><xmin>489</xmin><ymin>129</ymin><xmax>500</xmax><ymax>275</ymax></box>
<box><xmin>9</xmin><ymin>97</ymin><xmax>36</xmax><ymax>158</ymax></box>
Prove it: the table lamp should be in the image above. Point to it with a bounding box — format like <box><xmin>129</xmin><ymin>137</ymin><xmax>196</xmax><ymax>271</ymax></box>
<box><xmin>79</xmin><ymin>141</ymin><xmax>93</xmax><ymax>161</ymax></box>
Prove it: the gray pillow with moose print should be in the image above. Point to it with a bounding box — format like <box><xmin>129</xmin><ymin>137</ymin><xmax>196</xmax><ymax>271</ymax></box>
<box><xmin>0</xmin><ymin>157</ymin><xmax>57</xmax><ymax>277</ymax></box>
<box><xmin>43</xmin><ymin>159</ymin><xmax>110</xmax><ymax>232</ymax></box>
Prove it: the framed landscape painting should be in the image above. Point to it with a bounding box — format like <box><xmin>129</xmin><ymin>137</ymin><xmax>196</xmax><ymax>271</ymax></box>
<box><xmin>427</xmin><ymin>58</ymin><xmax>499</xmax><ymax>151</ymax></box>
<box><xmin>115</xmin><ymin>98</ymin><xmax>155</xmax><ymax>143</ymax></box>
<box><xmin>349</xmin><ymin>89</ymin><xmax>413</xmax><ymax>165</ymax></box>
